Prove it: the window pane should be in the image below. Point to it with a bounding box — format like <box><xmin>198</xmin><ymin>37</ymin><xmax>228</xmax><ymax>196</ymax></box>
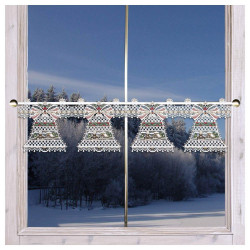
<box><xmin>28</xmin><ymin>5</ymin><xmax>125</xmax><ymax>101</ymax></box>
<box><xmin>128</xmin><ymin>5</ymin><xmax>225</xmax><ymax>227</ymax></box>
<box><xmin>28</xmin><ymin>5</ymin><xmax>125</xmax><ymax>227</ymax></box>
<box><xmin>128</xmin><ymin>5</ymin><xmax>225</xmax><ymax>102</ymax></box>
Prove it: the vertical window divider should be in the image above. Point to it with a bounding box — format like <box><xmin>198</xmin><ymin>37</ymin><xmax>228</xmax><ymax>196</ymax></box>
<box><xmin>124</xmin><ymin>5</ymin><xmax>129</xmax><ymax>227</ymax></box>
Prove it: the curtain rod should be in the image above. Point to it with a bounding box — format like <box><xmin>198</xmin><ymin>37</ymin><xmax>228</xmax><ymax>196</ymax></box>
<box><xmin>10</xmin><ymin>100</ymin><xmax>240</xmax><ymax>107</ymax></box>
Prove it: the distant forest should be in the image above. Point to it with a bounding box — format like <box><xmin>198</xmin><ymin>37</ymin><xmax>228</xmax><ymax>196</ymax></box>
<box><xmin>28</xmin><ymin>86</ymin><xmax>225</xmax><ymax>209</ymax></box>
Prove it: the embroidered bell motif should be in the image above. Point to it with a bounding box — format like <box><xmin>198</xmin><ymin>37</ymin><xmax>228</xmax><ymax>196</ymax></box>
<box><xmin>131</xmin><ymin>104</ymin><xmax>174</xmax><ymax>152</ymax></box>
<box><xmin>24</xmin><ymin>105</ymin><xmax>66</xmax><ymax>152</ymax></box>
<box><xmin>184</xmin><ymin>104</ymin><xmax>226</xmax><ymax>152</ymax></box>
<box><xmin>77</xmin><ymin>104</ymin><xmax>121</xmax><ymax>152</ymax></box>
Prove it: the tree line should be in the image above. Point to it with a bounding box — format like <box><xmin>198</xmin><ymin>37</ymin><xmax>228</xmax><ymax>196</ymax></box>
<box><xmin>28</xmin><ymin>86</ymin><xmax>225</xmax><ymax>209</ymax></box>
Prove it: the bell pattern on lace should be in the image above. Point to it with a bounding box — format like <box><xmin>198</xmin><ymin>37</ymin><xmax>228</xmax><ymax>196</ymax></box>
<box><xmin>184</xmin><ymin>104</ymin><xmax>227</xmax><ymax>153</ymax></box>
<box><xmin>77</xmin><ymin>104</ymin><xmax>121</xmax><ymax>152</ymax></box>
<box><xmin>131</xmin><ymin>104</ymin><xmax>174</xmax><ymax>152</ymax></box>
<box><xmin>24</xmin><ymin>105</ymin><xmax>66</xmax><ymax>152</ymax></box>
<box><xmin>17</xmin><ymin>99</ymin><xmax>231</xmax><ymax>153</ymax></box>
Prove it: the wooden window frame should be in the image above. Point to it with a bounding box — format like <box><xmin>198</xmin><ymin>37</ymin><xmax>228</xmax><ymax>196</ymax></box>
<box><xmin>5</xmin><ymin>5</ymin><xmax>245</xmax><ymax>245</ymax></box>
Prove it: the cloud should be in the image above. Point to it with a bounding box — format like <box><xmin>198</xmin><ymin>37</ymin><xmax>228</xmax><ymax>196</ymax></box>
<box><xmin>28</xmin><ymin>70</ymin><xmax>187</xmax><ymax>101</ymax></box>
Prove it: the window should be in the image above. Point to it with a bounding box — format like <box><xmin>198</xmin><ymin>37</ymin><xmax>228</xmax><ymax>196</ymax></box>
<box><xmin>5</xmin><ymin>5</ymin><xmax>245</xmax><ymax>245</ymax></box>
<box><xmin>127</xmin><ymin>6</ymin><xmax>226</xmax><ymax>227</ymax></box>
<box><xmin>27</xmin><ymin>5</ymin><xmax>125</xmax><ymax>227</ymax></box>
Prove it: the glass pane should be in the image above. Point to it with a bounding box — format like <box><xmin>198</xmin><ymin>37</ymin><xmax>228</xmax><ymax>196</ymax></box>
<box><xmin>128</xmin><ymin>5</ymin><xmax>225</xmax><ymax>227</ymax></box>
<box><xmin>28</xmin><ymin>5</ymin><xmax>125</xmax><ymax>227</ymax></box>
<box><xmin>28</xmin><ymin>5</ymin><xmax>125</xmax><ymax>101</ymax></box>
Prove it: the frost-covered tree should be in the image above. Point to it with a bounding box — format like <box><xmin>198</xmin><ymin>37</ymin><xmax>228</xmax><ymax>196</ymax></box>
<box><xmin>167</xmin><ymin>118</ymin><xmax>189</xmax><ymax>149</ymax></box>
<box><xmin>100</xmin><ymin>95</ymin><xmax>107</xmax><ymax>102</ymax></box>
<box><xmin>31</xmin><ymin>88</ymin><xmax>45</xmax><ymax>102</ymax></box>
<box><xmin>195</xmin><ymin>153</ymin><xmax>225</xmax><ymax>196</ymax></box>
<box><xmin>129</xmin><ymin>149</ymin><xmax>197</xmax><ymax>201</ymax></box>
<box><xmin>56</xmin><ymin>88</ymin><xmax>68</xmax><ymax>101</ymax></box>
<box><xmin>70</xmin><ymin>92</ymin><xmax>81</xmax><ymax>102</ymax></box>
<box><xmin>46</xmin><ymin>85</ymin><xmax>56</xmax><ymax>102</ymax></box>
<box><xmin>103</xmin><ymin>179</ymin><xmax>123</xmax><ymax>207</ymax></box>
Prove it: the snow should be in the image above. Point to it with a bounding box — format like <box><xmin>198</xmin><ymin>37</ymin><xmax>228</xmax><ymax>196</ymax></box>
<box><xmin>28</xmin><ymin>191</ymin><xmax>225</xmax><ymax>227</ymax></box>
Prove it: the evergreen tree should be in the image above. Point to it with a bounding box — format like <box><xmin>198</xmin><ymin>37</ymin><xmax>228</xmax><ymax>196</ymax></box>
<box><xmin>46</xmin><ymin>85</ymin><xmax>56</xmax><ymax>102</ymax></box>
<box><xmin>70</xmin><ymin>92</ymin><xmax>81</xmax><ymax>102</ymax></box>
<box><xmin>56</xmin><ymin>88</ymin><xmax>68</xmax><ymax>101</ymax></box>
<box><xmin>100</xmin><ymin>95</ymin><xmax>108</xmax><ymax>102</ymax></box>
<box><xmin>31</xmin><ymin>88</ymin><xmax>45</xmax><ymax>102</ymax></box>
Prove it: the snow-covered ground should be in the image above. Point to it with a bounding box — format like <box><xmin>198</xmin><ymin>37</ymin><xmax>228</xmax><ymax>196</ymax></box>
<box><xmin>28</xmin><ymin>190</ymin><xmax>225</xmax><ymax>227</ymax></box>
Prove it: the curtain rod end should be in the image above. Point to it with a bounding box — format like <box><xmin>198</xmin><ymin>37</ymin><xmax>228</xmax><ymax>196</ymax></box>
<box><xmin>232</xmin><ymin>99</ymin><xmax>240</xmax><ymax>107</ymax></box>
<box><xmin>9</xmin><ymin>99</ymin><xmax>18</xmax><ymax>107</ymax></box>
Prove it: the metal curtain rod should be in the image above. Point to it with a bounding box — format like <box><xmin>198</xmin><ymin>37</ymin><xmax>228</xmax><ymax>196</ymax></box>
<box><xmin>10</xmin><ymin>100</ymin><xmax>240</xmax><ymax>107</ymax></box>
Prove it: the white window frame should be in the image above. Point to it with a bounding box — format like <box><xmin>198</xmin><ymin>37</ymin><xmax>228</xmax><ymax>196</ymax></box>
<box><xmin>5</xmin><ymin>5</ymin><xmax>245</xmax><ymax>245</ymax></box>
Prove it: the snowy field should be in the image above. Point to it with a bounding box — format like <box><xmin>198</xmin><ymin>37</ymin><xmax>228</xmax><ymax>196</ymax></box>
<box><xmin>28</xmin><ymin>190</ymin><xmax>225</xmax><ymax>227</ymax></box>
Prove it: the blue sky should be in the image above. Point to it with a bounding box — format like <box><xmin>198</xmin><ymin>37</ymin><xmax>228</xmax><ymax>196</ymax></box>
<box><xmin>28</xmin><ymin>5</ymin><xmax>225</xmax><ymax>134</ymax></box>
